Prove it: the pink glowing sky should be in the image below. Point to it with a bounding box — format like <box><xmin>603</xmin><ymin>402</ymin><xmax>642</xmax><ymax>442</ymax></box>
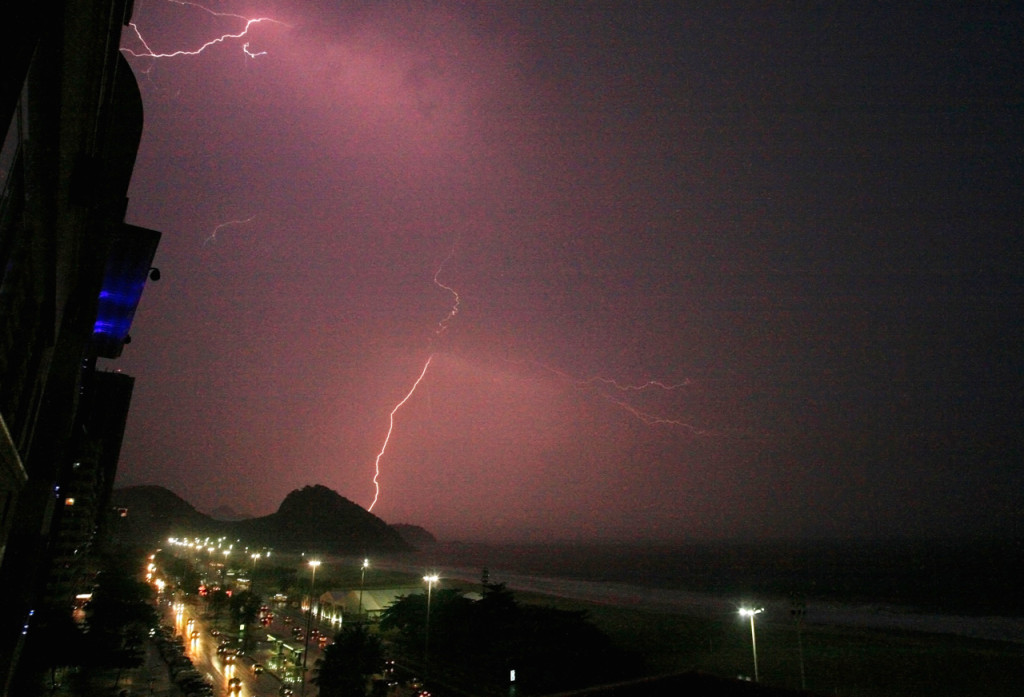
<box><xmin>111</xmin><ymin>1</ymin><xmax>1022</xmax><ymax>542</ymax></box>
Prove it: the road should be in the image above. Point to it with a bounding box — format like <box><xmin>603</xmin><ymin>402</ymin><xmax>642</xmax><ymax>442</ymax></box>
<box><xmin>168</xmin><ymin>600</ymin><xmax>296</xmax><ymax>697</ymax></box>
<box><xmin>163</xmin><ymin>597</ymin><xmax>443</xmax><ymax>697</ymax></box>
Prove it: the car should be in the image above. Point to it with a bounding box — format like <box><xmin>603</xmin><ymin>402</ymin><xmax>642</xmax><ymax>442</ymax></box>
<box><xmin>190</xmin><ymin>629</ymin><xmax>200</xmax><ymax>639</ymax></box>
<box><xmin>252</xmin><ymin>663</ymin><xmax>265</xmax><ymax>674</ymax></box>
<box><xmin>279</xmin><ymin>686</ymin><xmax>294</xmax><ymax>696</ymax></box>
<box><xmin>227</xmin><ymin>676</ymin><xmax>242</xmax><ymax>693</ymax></box>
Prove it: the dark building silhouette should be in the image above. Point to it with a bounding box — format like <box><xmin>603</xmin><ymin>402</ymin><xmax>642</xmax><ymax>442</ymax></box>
<box><xmin>44</xmin><ymin>371</ymin><xmax>136</xmax><ymax>609</ymax></box>
<box><xmin>0</xmin><ymin>1</ymin><xmax>158</xmax><ymax>693</ymax></box>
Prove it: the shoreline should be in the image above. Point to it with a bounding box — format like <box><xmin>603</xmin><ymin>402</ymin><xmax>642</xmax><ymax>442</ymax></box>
<box><xmin>371</xmin><ymin>557</ymin><xmax>1024</xmax><ymax>646</ymax></box>
<box><xmin>320</xmin><ymin>547</ymin><xmax>1024</xmax><ymax>696</ymax></box>
<box><xmin>378</xmin><ymin>561</ymin><xmax>1024</xmax><ymax>696</ymax></box>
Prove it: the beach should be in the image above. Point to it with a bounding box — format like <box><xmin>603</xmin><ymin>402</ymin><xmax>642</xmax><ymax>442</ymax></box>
<box><xmin>367</xmin><ymin>540</ymin><xmax>1023</xmax><ymax>696</ymax></box>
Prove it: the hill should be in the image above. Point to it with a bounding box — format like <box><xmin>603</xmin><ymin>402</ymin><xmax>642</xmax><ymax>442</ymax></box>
<box><xmin>237</xmin><ymin>485</ymin><xmax>411</xmax><ymax>554</ymax></box>
<box><xmin>110</xmin><ymin>484</ymin><xmax>416</xmax><ymax>554</ymax></box>
<box><xmin>391</xmin><ymin>523</ymin><xmax>437</xmax><ymax>549</ymax></box>
<box><xmin>110</xmin><ymin>485</ymin><xmax>218</xmax><ymax>547</ymax></box>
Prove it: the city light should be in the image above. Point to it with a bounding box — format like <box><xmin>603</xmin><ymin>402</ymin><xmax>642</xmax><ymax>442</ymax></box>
<box><xmin>423</xmin><ymin>573</ymin><xmax>440</xmax><ymax>664</ymax></box>
<box><xmin>739</xmin><ymin>607</ymin><xmax>764</xmax><ymax>682</ymax></box>
<box><xmin>301</xmin><ymin>560</ymin><xmax>322</xmax><ymax>697</ymax></box>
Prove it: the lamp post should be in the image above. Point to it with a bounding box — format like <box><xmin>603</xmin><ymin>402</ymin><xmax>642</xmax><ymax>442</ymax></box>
<box><xmin>790</xmin><ymin>596</ymin><xmax>807</xmax><ymax>690</ymax></box>
<box><xmin>739</xmin><ymin>607</ymin><xmax>764</xmax><ymax>682</ymax></box>
<box><xmin>358</xmin><ymin>558</ymin><xmax>369</xmax><ymax>623</ymax></box>
<box><xmin>301</xmin><ymin>560</ymin><xmax>321</xmax><ymax>697</ymax></box>
<box><xmin>251</xmin><ymin>553</ymin><xmax>261</xmax><ymax>593</ymax></box>
<box><xmin>423</xmin><ymin>573</ymin><xmax>439</xmax><ymax>665</ymax></box>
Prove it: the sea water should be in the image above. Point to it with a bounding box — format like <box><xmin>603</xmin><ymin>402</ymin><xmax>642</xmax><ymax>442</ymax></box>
<box><xmin>378</xmin><ymin>538</ymin><xmax>1024</xmax><ymax>643</ymax></box>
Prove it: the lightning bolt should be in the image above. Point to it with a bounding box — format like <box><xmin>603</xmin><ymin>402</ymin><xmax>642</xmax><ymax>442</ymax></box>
<box><xmin>586</xmin><ymin>377</ymin><xmax>691</xmax><ymax>391</ymax></box>
<box><xmin>538</xmin><ymin>363</ymin><xmax>707</xmax><ymax>435</ymax></box>
<box><xmin>203</xmin><ymin>215</ymin><xmax>256</xmax><ymax>246</ymax></box>
<box><xmin>368</xmin><ymin>355</ymin><xmax>434</xmax><ymax>512</ymax></box>
<box><xmin>433</xmin><ymin>246</ymin><xmax>460</xmax><ymax>335</ymax></box>
<box><xmin>368</xmin><ymin>248</ymin><xmax>461</xmax><ymax>511</ymax></box>
<box><xmin>243</xmin><ymin>43</ymin><xmax>267</xmax><ymax>59</ymax></box>
<box><xmin>122</xmin><ymin>1</ymin><xmax>289</xmax><ymax>61</ymax></box>
<box><xmin>597</xmin><ymin>394</ymin><xmax>707</xmax><ymax>433</ymax></box>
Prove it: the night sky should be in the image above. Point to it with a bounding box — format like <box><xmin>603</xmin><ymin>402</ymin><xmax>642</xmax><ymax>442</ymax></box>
<box><xmin>112</xmin><ymin>1</ymin><xmax>1022</xmax><ymax>542</ymax></box>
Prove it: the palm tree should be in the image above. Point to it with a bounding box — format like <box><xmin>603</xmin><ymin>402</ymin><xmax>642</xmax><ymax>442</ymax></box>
<box><xmin>312</xmin><ymin>624</ymin><xmax>384</xmax><ymax>697</ymax></box>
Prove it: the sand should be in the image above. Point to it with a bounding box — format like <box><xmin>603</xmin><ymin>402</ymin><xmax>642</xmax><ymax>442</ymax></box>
<box><xmin>370</xmin><ymin>558</ymin><xmax>1024</xmax><ymax>696</ymax></box>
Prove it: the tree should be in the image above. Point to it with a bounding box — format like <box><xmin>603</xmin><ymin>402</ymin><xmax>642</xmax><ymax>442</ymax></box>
<box><xmin>206</xmin><ymin>587</ymin><xmax>230</xmax><ymax>624</ymax></box>
<box><xmin>230</xmin><ymin>590</ymin><xmax>263</xmax><ymax>651</ymax></box>
<box><xmin>272</xmin><ymin>565</ymin><xmax>297</xmax><ymax>594</ymax></box>
<box><xmin>156</xmin><ymin>550</ymin><xmax>201</xmax><ymax>593</ymax></box>
<box><xmin>312</xmin><ymin>624</ymin><xmax>384</xmax><ymax>697</ymax></box>
<box><xmin>378</xmin><ymin>592</ymin><xmax>426</xmax><ymax>643</ymax></box>
<box><xmin>85</xmin><ymin>570</ymin><xmax>158</xmax><ymax>671</ymax></box>
<box><xmin>13</xmin><ymin>607</ymin><xmax>86</xmax><ymax>692</ymax></box>
<box><xmin>379</xmin><ymin>584</ymin><xmax>640</xmax><ymax>693</ymax></box>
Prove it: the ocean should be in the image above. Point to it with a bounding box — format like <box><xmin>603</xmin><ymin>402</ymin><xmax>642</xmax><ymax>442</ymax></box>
<box><xmin>376</xmin><ymin>538</ymin><xmax>1024</xmax><ymax>644</ymax></box>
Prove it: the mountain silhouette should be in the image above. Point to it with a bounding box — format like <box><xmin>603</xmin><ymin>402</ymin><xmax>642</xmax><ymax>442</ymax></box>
<box><xmin>110</xmin><ymin>484</ymin><xmax>416</xmax><ymax>554</ymax></box>
<box><xmin>391</xmin><ymin>523</ymin><xmax>437</xmax><ymax>549</ymax></box>
<box><xmin>243</xmin><ymin>485</ymin><xmax>410</xmax><ymax>554</ymax></box>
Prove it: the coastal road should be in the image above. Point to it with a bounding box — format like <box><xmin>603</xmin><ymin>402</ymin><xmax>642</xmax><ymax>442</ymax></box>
<box><xmin>171</xmin><ymin>600</ymin><xmax>287</xmax><ymax>697</ymax></box>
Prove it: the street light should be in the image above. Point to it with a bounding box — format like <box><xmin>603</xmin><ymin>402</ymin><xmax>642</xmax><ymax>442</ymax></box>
<box><xmin>739</xmin><ymin>607</ymin><xmax>764</xmax><ymax>682</ymax></box>
<box><xmin>423</xmin><ymin>573</ymin><xmax>439</xmax><ymax>664</ymax></box>
<box><xmin>301</xmin><ymin>560</ymin><xmax>321</xmax><ymax>697</ymax></box>
<box><xmin>358</xmin><ymin>558</ymin><xmax>370</xmax><ymax>622</ymax></box>
<box><xmin>251</xmin><ymin>553</ymin><xmax>261</xmax><ymax>593</ymax></box>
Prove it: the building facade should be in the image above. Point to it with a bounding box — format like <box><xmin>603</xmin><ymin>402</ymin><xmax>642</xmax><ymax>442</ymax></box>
<box><xmin>0</xmin><ymin>2</ymin><xmax>159</xmax><ymax>693</ymax></box>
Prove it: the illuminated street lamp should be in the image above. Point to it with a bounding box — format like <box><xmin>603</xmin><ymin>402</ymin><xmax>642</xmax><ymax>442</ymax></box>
<box><xmin>423</xmin><ymin>573</ymin><xmax>439</xmax><ymax>664</ymax></box>
<box><xmin>251</xmin><ymin>553</ymin><xmax>261</xmax><ymax>592</ymax></box>
<box><xmin>739</xmin><ymin>607</ymin><xmax>764</xmax><ymax>682</ymax></box>
<box><xmin>358</xmin><ymin>558</ymin><xmax>370</xmax><ymax>622</ymax></box>
<box><xmin>301</xmin><ymin>560</ymin><xmax>321</xmax><ymax>697</ymax></box>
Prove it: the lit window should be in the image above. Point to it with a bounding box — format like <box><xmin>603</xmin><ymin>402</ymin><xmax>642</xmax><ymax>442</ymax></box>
<box><xmin>64</xmin><ymin>498</ymin><xmax>75</xmax><ymax>507</ymax></box>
